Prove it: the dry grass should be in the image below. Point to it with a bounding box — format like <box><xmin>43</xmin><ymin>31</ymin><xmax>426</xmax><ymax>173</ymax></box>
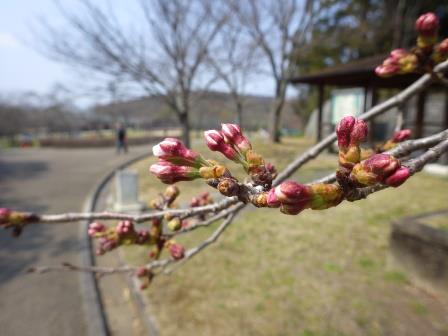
<box><xmin>125</xmin><ymin>137</ymin><xmax>448</xmax><ymax>336</ymax></box>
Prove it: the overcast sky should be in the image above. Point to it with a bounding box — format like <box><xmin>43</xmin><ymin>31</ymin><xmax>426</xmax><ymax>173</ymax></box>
<box><xmin>0</xmin><ymin>1</ymin><xmax>297</xmax><ymax>107</ymax></box>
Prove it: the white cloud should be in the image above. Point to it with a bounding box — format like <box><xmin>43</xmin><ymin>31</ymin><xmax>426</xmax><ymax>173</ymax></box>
<box><xmin>0</xmin><ymin>32</ymin><xmax>20</xmax><ymax>48</ymax></box>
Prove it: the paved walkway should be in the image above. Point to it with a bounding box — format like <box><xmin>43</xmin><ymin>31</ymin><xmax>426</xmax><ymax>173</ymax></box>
<box><xmin>0</xmin><ymin>146</ymin><xmax>150</xmax><ymax>336</ymax></box>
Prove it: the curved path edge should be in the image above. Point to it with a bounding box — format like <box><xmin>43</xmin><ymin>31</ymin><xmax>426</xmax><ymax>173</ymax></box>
<box><xmin>79</xmin><ymin>151</ymin><xmax>153</xmax><ymax>336</ymax></box>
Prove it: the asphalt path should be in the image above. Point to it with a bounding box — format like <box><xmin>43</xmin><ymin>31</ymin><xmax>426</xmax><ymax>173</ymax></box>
<box><xmin>0</xmin><ymin>146</ymin><xmax>150</xmax><ymax>336</ymax></box>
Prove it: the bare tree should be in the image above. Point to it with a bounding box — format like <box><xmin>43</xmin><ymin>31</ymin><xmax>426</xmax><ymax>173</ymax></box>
<box><xmin>36</xmin><ymin>0</ymin><xmax>226</xmax><ymax>147</ymax></box>
<box><xmin>206</xmin><ymin>17</ymin><xmax>258</xmax><ymax>127</ymax></box>
<box><xmin>230</xmin><ymin>0</ymin><xmax>316</xmax><ymax>142</ymax></box>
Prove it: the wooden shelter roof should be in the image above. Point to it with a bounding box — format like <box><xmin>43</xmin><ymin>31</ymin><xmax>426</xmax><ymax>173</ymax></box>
<box><xmin>289</xmin><ymin>55</ymin><xmax>424</xmax><ymax>88</ymax></box>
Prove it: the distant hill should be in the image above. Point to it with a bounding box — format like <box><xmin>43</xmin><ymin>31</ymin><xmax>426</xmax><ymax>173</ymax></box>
<box><xmin>93</xmin><ymin>91</ymin><xmax>303</xmax><ymax>131</ymax></box>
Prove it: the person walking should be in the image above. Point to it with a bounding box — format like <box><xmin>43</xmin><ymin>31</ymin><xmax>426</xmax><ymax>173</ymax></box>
<box><xmin>115</xmin><ymin>122</ymin><xmax>128</xmax><ymax>154</ymax></box>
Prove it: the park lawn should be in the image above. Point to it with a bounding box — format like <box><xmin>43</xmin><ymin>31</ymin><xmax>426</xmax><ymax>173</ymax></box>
<box><xmin>125</xmin><ymin>137</ymin><xmax>448</xmax><ymax>336</ymax></box>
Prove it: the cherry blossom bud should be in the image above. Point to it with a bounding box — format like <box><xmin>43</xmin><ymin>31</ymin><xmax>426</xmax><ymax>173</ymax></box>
<box><xmin>163</xmin><ymin>185</ymin><xmax>180</xmax><ymax>204</ymax></box>
<box><xmin>432</xmin><ymin>38</ymin><xmax>448</xmax><ymax>63</ymax></box>
<box><xmin>266</xmin><ymin>188</ymin><xmax>281</xmax><ymax>208</ymax></box>
<box><xmin>136</xmin><ymin>229</ymin><xmax>150</xmax><ymax>244</ymax></box>
<box><xmin>392</xmin><ymin>129</ymin><xmax>411</xmax><ymax>143</ymax></box>
<box><xmin>0</xmin><ymin>208</ymin><xmax>11</xmax><ymax>224</ymax></box>
<box><xmin>350</xmin><ymin>120</ymin><xmax>368</xmax><ymax>145</ymax></box>
<box><xmin>167</xmin><ymin>217</ymin><xmax>182</xmax><ymax>231</ymax></box>
<box><xmin>190</xmin><ymin>197</ymin><xmax>200</xmax><ymax>207</ymax></box>
<box><xmin>217</xmin><ymin>178</ymin><xmax>239</xmax><ymax>197</ymax></box>
<box><xmin>415</xmin><ymin>12</ymin><xmax>439</xmax><ymax>36</ymax></box>
<box><xmin>221</xmin><ymin>123</ymin><xmax>252</xmax><ymax>153</ymax></box>
<box><xmin>384</xmin><ymin>167</ymin><xmax>410</xmax><ymax>187</ymax></box>
<box><xmin>152</xmin><ymin>138</ymin><xmax>204</xmax><ymax>167</ymax></box>
<box><xmin>375</xmin><ymin>63</ymin><xmax>400</xmax><ymax>77</ymax></box>
<box><xmin>116</xmin><ymin>220</ymin><xmax>135</xmax><ymax>235</ymax></box>
<box><xmin>336</xmin><ymin>116</ymin><xmax>355</xmax><ymax>148</ymax></box>
<box><xmin>136</xmin><ymin>267</ymin><xmax>148</xmax><ymax>278</ymax></box>
<box><xmin>350</xmin><ymin>154</ymin><xmax>401</xmax><ymax>186</ymax></box>
<box><xmin>204</xmin><ymin>130</ymin><xmax>240</xmax><ymax>162</ymax></box>
<box><xmin>181</xmin><ymin>220</ymin><xmax>190</xmax><ymax>229</ymax></box>
<box><xmin>168</xmin><ymin>242</ymin><xmax>185</xmax><ymax>260</ymax></box>
<box><xmin>150</xmin><ymin>160</ymin><xmax>200</xmax><ymax>184</ymax></box>
<box><xmin>439</xmin><ymin>38</ymin><xmax>448</xmax><ymax>54</ymax></box>
<box><xmin>274</xmin><ymin>181</ymin><xmax>312</xmax><ymax>207</ymax></box>
<box><xmin>390</xmin><ymin>49</ymin><xmax>408</xmax><ymax>61</ymax></box>
<box><xmin>88</xmin><ymin>222</ymin><xmax>106</xmax><ymax>237</ymax></box>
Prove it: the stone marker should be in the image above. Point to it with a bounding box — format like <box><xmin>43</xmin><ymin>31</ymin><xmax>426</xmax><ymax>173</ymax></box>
<box><xmin>113</xmin><ymin>170</ymin><xmax>145</xmax><ymax>213</ymax></box>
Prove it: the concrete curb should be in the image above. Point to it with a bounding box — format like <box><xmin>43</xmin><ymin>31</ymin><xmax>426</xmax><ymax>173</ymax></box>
<box><xmin>79</xmin><ymin>151</ymin><xmax>152</xmax><ymax>336</ymax></box>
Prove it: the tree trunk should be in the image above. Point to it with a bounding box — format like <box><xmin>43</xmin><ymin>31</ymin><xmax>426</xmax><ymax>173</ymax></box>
<box><xmin>179</xmin><ymin>112</ymin><xmax>191</xmax><ymax>148</ymax></box>
<box><xmin>236</xmin><ymin>100</ymin><xmax>243</xmax><ymax>128</ymax></box>
<box><xmin>269</xmin><ymin>81</ymin><xmax>287</xmax><ymax>143</ymax></box>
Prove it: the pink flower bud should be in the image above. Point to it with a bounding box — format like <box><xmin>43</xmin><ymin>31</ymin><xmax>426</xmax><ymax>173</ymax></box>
<box><xmin>390</xmin><ymin>49</ymin><xmax>408</xmax><ymax>61</ymax></box>
<box><xmin>136</xmin><ymin>267</ymin><xmax>148</xmax><ymax>277</ymax></box>
<box><xmin>116</xmin><ymin>220</ymin><xmax>135</xmax><ymax>235</ymax></box>
<box><xmin>375</xmin><ymin>63</ymin><xmax>400</xmax><ymax>77</ymax></box>
<box><xmin>392</xmin><ymin>129</ymin><xmax>411</xmax><ymax>143</ymax></box>
<box><xmin>0</xmin><ymin>208</ymin><xmax>11</xmax><ymax>224</ymax></box>
<box><xmin>336</xmin><ymin>116</ymin><xmax>355</xmax><ymax>148</ymax></box>
<box><xmin>150</xmin><ymin>160</ymin><xmax>200</xmax><ymax>184</ymax></box>
<box><xmin>221</xmin><ymin>123</ymin><xmax>252</xmax><ymax>153</ymax></box>
<box><xmin>439</xmin><ymin>38</ymin><xmax>448</xmax><ymax>54</ymax></box>
<box><xmin>152</xmin><ymin>138</ymin><xmax>202</xmax><ymax>167</ymax></box>
<box><xmin>204</xmin><ymin>130</ymin><xmax>240</xmax><ymax>162</ymax></box>
<box><xmin>190</xmin><ymin>197</ymin><xmax>200</xmax><ymax>207</ymax></box>
<box><xmin>274</xmin><ymin>181</ymin><xmax>312</xmax><ymax>207</ymax></box>
<box><xmin>169</xmin><ymin>243</ymin><xmax>185</xmax><ymax>260</ymax></box>
<box><xmin>350</xmin><ymin>120</ymin><xmax>368</xmax><ymax>145</ymax></box>
<box><xmin>266</xmin><ymin>188</ymin><xmax>281</xmax><ymax>208</ymax></box>
<box><xmin>415</xmin><ymin>12</ymin><xmax>439</xmax><ymax>36</ymax></box>
<box><xmin>350</xmin><ymin>154</ymin><xmax>401</xmax><ymax>186</ymax></box>
<box><xmin>88</xmin><ymin>222</ymin><xmax>106</xmax><ymax>237</ymax></box>
<box><xmin>336</xmin><ymin>117</ymin><xmax>367</xmax><ymax>148</ymax></box>
<box><xmin>384</xmin><ymin>167</ymin><xmax>410</xmax><ymax>187</ymax></box>
<box><xmin>136</xmin><ymin>229</ymin><xmax>150</xmax><ymax>244</ymax></box>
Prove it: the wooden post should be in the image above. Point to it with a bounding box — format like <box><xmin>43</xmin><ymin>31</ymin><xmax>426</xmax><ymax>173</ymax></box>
<box><xmin>364</xmin><ymin>86</ymin><xmax>377</xmax><ymax>144</ymax></box>
<box><xmin>415</xmin><ymin>91</ymin><xmax>426</xmax><ymax>139</ymax></box>
<box><xmin>317</xmin><ymin>84</ymin><xmax>324</xmax><ymax>142</ymax></box>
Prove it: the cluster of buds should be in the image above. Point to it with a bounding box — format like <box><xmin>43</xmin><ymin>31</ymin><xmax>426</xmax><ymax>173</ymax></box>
<box><xmin>204</xmin><ymin>124</ymin><xmax>252</xmax><ymax>163</ymax></box>
<box><xmin>88</xmin><ymin>220</ymin><xmax>153</xmax><ymax>255</ymax></box>
<box><xmin>376</xmin><ymin>12</ymin><xmax>448</xmax><ymax>78</ymax></box>
<box><xmin>350</xmin><ymin>154</ymin><xmax>410</xmax><ymax>188</ymax></box>
<box><xmin>204</xmin><ymin>124</ymin><xmax>276</xmax><ymax>187</ymax></box>
<box><xmin>336</xmin><ymin>116</ymin><xmax>368</xmax><ymax>172</ymax></box>
<box><xmin>0</xmin><ymin>208</ymin><xmax>38</xmax><ymax>237</ymax></box>
<box><xmin>190</xmin><ymin>191</ymin><xmax>213</xmax><ymax>208</ymax></box>
<box><xmin>265</xmin><ymin>181</ymin><xmax>343</xmax><ymax>215</ymax></box>
<box><xmin>150</xmin><ymin>138</ymin><xmax>230</xmax><ymax>184</ymax></box>
<box><xmin>380</xmin><ymin>129</ymin><xmax>412</xmax><ymax>151</ymax></box>
<box><xmin>375</xmin><ymin>49</ymin><xmax>418</xmax><ymax>77</ymax></box>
